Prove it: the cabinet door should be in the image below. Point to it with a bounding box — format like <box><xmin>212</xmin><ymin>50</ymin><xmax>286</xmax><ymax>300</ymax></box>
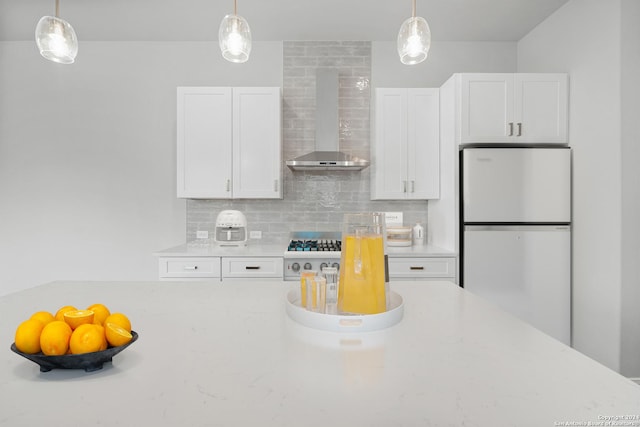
<box><xmin>177</xmin><ymin>87</ymin><xmax>232</xmax><ymax>198</ymax></box>
<box><xmin>407</xmin><ymin>89</ymin><xmax>440</xmax><ymax>199</ymax></box>
<box><xmin>460</xmin><ymin>74</ymin><xmax>514</xmax><ymax>144</ymax></box>
<box><xmin>232</xmin><ymin>88</ymin><xmax>282</xmax><ymax>199</ymax></box>
<box><xmin>514</xmin><ymin>74</ymin><xmax>568</xmax><ymax>144</ymax></box>
<box><xmin>371</xmin><ymin>89</ymin><xmax>408</xmax><ymax>200</ymax></box>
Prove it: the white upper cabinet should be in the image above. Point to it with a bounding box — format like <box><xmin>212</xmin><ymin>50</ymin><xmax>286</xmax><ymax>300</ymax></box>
<box><xmin>232</xmin><ymin>88</ymin><xmax>282</xmax><ymax>199</ymax></box>
<box><xmin>177</xmin><ymin>87</ymin><xmax>282</xmax><ymax>199</ymax></box>
<box><xmin>460</xmin><ymin>73</ymin><xmax>568</xmax><ymax>144</ymax></box>
<box><xmin>177</xmin><ymin>87</ymin><xmax>232</xmax><ymax>199</ymax></box>
<box><xmin>371</xmin><ymin>88</ymin><xmax>440</xmax><ymax>200</ymax></box>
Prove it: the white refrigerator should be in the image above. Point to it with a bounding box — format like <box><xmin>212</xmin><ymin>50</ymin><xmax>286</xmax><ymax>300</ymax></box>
<box><xmin>461</xmin><ymin>147</ymin><xmax>571</xmax><ymax>345</ymax></box>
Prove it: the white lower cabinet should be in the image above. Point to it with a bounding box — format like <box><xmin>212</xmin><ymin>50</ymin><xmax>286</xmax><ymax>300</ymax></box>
<box><xmin>158</xmin><ymin>257</ymin><xmax>221</xmax><ymax>281</ymax></box>
<box><xmin>387</xmin><ymin>257</ymin><xmax>456</xmax><ymax>281</ymax></box>
<box><xmin>221</xmin><ymin>257</ymin><xmax>284</xmax><ymax>279</ymax></box>
<box><xmin>158</xmin><ymin>256</ymin><xmax>285</xmax><ymax>281</ymax></box>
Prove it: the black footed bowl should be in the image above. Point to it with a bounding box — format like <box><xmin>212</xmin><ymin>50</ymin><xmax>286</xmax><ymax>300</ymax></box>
<box><xmin>11</xmin><ymin>330</ymin><xmax>138</xmax><ymax>372</ymax></box>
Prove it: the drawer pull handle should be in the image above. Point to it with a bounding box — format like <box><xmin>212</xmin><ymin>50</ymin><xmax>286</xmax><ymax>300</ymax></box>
<box><xmin>184</xmin><ymin>265</ymin><xmax>198</xmax><ymax>270</ymax></box>
<box><xmin>245</xmin><ymin>266</ymin><xmax>260</xmax><ymax>270</ymax></box>
<box><xmin>409</xmin><ymin>266</ymin><xmax>424</xmax><ymax>270</ymax></box>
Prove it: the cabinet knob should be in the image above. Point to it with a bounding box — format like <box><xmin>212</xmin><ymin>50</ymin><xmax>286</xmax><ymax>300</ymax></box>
<box><xmin>508</xmin><ymin>122</ymin><xmax>514</xmax><ymax>136</ymax></box>
<box><xmin>517</xmin><ymin>122</ymin><xmax>522</xmax><ymax>136</ymax></box>
<box><xmin>226</xmin><ymin>179</ymin><xmax>231</xmax><ymax>192</ymax></box>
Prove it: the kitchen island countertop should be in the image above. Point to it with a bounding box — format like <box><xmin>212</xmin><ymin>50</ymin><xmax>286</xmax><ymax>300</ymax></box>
<box><xmin>1</xmin><ymin>280</ymin><xmax>638</xmax><ymax>426</ymax></box>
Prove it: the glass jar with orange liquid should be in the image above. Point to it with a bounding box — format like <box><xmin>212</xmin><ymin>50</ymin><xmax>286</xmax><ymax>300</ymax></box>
<box><xmin>338</xmin><ymin>213</ymin><xmax>387</xmax><ymax>315</ymax></box>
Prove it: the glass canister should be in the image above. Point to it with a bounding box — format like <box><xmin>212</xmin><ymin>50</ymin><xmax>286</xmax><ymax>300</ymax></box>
<box><xmin>338</xmin><ymin>212</ymin><xmax>387</xmax><ymax>315</ymax></box>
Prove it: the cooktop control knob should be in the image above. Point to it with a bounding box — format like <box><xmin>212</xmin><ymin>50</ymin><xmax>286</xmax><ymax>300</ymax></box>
<box><xmin>291</xmin><ymin>262</ymin><xmax>300</xmax><ymax>273</ymax></box>
<box><xmin>303</xmin><ymin>262</ymin><xmax>312</xmax><ymax>271</ymax></box>
<box><xmin>320</xmin><ymin>262</ymin><xmax>328</xmax><ymax>270</ymax></box>
<box><xmin>331</xmin><ymin>262</ymin><xmax>340</xmax><ymax>271</ymax></box>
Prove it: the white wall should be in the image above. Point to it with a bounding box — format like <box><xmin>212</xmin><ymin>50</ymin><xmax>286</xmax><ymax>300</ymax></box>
<box><xmin>517</xmin><ymin>0</ymin><xmax>635</xmax><ymax>374</ymax></box>
<box><xmin>620</xmin><ymin>0</ymin><xmax>640</xmax><ymax>377</ymax></box>
<box><xmin>0</xmin><ymin>41</ymin><xmax>283</xmax><ymax>296</ymax></box>
<box><xmin>372</xmin><ymin>41</ymin><xmax>517</xmax><ymax>87</ymax></box>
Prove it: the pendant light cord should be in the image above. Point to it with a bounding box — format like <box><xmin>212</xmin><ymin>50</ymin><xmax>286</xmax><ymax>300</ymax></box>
<box><xmin>234</xmin><ymin>0</ymin><xmax>237</xmax><ymax>15</ymax></box>
<box><xmin>55</xmin><ymin>0</ymin><xmax>60</xmax><ymax>17</ymax></box>
<box><xmin>412</xmin><ymin>0</ymin><xmax>416</xmax><ymax>18</ymax></box>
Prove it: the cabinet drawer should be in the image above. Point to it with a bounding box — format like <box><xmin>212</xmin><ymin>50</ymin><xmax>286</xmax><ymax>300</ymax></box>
<box><xmin>222</xmin><ymin>257</ymin><xmax>284</xmax><ymax>278</ymax></box>
<box><xmin>388</xmin><ymin>257</ymin><xmax>456</xmax><ymax>279</ymax></box>
<box><xmin>158</xmin><ymin>257</ymin><xmax>221</xmax><ymax>279</ymax></box>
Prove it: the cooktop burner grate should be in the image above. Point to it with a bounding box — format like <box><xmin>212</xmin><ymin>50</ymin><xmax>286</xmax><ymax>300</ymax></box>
<box><xmin>285</xmin><ymin>231</ymin><xmax>342</xmax><ymax>253</ymax></box>
<box><xmin>287</xmin><ymin>239</ymin><xmax>341</xmax><ymax>252</ymax></box>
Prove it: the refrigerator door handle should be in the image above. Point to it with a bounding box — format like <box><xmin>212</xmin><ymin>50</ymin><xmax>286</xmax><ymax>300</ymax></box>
<box><xmin>464</xmin><ymin>225</ymin><xmax>570</xmax><ymax>232</ymax></box>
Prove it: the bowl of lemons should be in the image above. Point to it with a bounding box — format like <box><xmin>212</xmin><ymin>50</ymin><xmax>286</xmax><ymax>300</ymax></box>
<box><xmin>10</xmin><ymin>304</ymin><xmax>138</xmax><ymax>372</ymax></box>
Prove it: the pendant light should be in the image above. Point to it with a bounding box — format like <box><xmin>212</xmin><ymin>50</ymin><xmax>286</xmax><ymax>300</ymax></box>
<box><xmin>397</xmin><ymin>0</ymin><xmax>431</xmax><ymax>65</ymax></box>
<box><xmin>35</xmin><ymin>0</ymin><xmax>78</xmax><ymax>64</ymax></box>
<box><xmin>219</xmin><ymin>0</ymin><xmax>252</xmax><ymax>63</ymax></box>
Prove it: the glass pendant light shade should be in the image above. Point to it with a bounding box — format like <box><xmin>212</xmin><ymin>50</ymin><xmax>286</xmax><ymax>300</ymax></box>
<box><xmin>219</xmin><ymin>14</ymin><xmax>252</xmax><ymax>63</ymax></box>
<box><xmin>397</xmin><ymin>16</ymin><xmax>431</xmax><ymax>65</ymax></box>
<box><xmin>35</xmin><ymin>0</ymin><xmax>78</xmax><ymax>65</ymax></box>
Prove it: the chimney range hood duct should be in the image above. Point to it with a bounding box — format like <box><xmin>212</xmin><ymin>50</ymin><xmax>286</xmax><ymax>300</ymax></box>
<box><xmin>286</xmin><ymin>68</ymin><xmax>369</xmax><ymax>171</ymax></box>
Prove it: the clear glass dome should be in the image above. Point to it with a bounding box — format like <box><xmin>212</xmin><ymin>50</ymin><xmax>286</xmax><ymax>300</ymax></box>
<box><xmin>35</xmin><ymin>15</ymin><xmax>78</xmax><ymax>64</ymax></box>
<box><xmin>218</xmin><ymin>14</ymin><xmax>251</xmax><ymax>63</ymax></box>
<box><xmin>397</xmin><ymin>16</ymin><xmax>431</xmax><ymax>65</ymax></box>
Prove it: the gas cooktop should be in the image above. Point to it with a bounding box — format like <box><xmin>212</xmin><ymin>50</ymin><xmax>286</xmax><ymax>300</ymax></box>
<box><xmin>287</xmin><ymin>239</ymin><xmax>341</xmax><ymax>252</ymax></box>
<box><xmin>285</xmin><ymin>231</ymin><xmax>341</xmax><ymax>252</ymax></box>
<box><xmin>283</xmin><ymin>232</ymin><xmax>342</xmax><ymax>280</ymax></box>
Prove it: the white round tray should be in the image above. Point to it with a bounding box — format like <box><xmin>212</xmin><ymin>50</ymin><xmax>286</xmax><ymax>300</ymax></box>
<box><xmin>285</xmin><ymin>290</ymin><xmax>404</xmax><ymax>333</ymax></box>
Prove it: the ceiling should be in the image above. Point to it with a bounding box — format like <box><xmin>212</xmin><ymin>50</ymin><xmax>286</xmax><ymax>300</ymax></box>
<box><xmin>0</xmin><ymin>0</ymin><xmax>569</xmax><ymax>43</ymax></box>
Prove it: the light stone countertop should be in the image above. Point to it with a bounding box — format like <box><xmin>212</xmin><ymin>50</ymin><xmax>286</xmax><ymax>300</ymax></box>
<box><xmin>1</xmin><ymin>280</ymin><xmax>638</xmax><ymax>426</ymax></box>
<box><xmin>155</xmin><ymin>241</ymin><xmax>456</xmax><ymax>258</ymax></box>
<box><xmin>154</xmin><ymin>240</ymin><xmax>287</xmax><ymax>257</ymax></box>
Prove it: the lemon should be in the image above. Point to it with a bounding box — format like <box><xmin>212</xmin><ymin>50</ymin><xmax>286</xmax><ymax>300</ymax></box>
<box><xmin>40</xmin><ymin>321</ymin><xmax>72</xmax><ymax>356</ymax></box>
<box><xmin>104</xmin><ymin>313</ymin><xmax>131</xmax><ymax>333</ymax></box>
<box><xmin>30</xmin><ymin>311</ymin><xmax>55</xmax><ymax>326</ymax></box>
<box><xmin>14</xmin><ymin>319</ymin><xmax>46</xmax><ymax>354</ymax></box>
<box><xmin>69</xmin><ymin>324</ymin><xmax>107</xmax><ymax>354</ymax></box>
<box><xmin>63</xmin><ymin>309</ymin><xmax>95</xmax><ymax>330</ymax></box>
<box><xmin>54</xmin><ymin>305</ymin><xmax>78</xmax><ymax>322</ymax></box>
<box><xmin>105</xmin><ymin>322</ymin><xmax>133</xmax><ymax>347</ymax></box>
<box><xmin>86</xmin><ymin>303</ymin><xmax>111</xmax><ymax>325</ymax></box>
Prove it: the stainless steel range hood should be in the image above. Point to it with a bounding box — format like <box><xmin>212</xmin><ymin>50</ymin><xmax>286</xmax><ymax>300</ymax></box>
<box><xmin>286</xmin><ymin>68</ymin><xmax>369</xmax><ymax>171</ymax></box>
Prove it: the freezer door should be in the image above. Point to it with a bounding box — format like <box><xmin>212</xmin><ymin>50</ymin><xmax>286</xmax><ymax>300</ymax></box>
<box><xmin>463</xmin><ymin>225</ymin><xmax>571</xmax><ymax>345</ymax></box>
<box><xmin>463</xmin><ymin>148</ymin><xmax>571</xmax><ymax>223</ymax></box>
